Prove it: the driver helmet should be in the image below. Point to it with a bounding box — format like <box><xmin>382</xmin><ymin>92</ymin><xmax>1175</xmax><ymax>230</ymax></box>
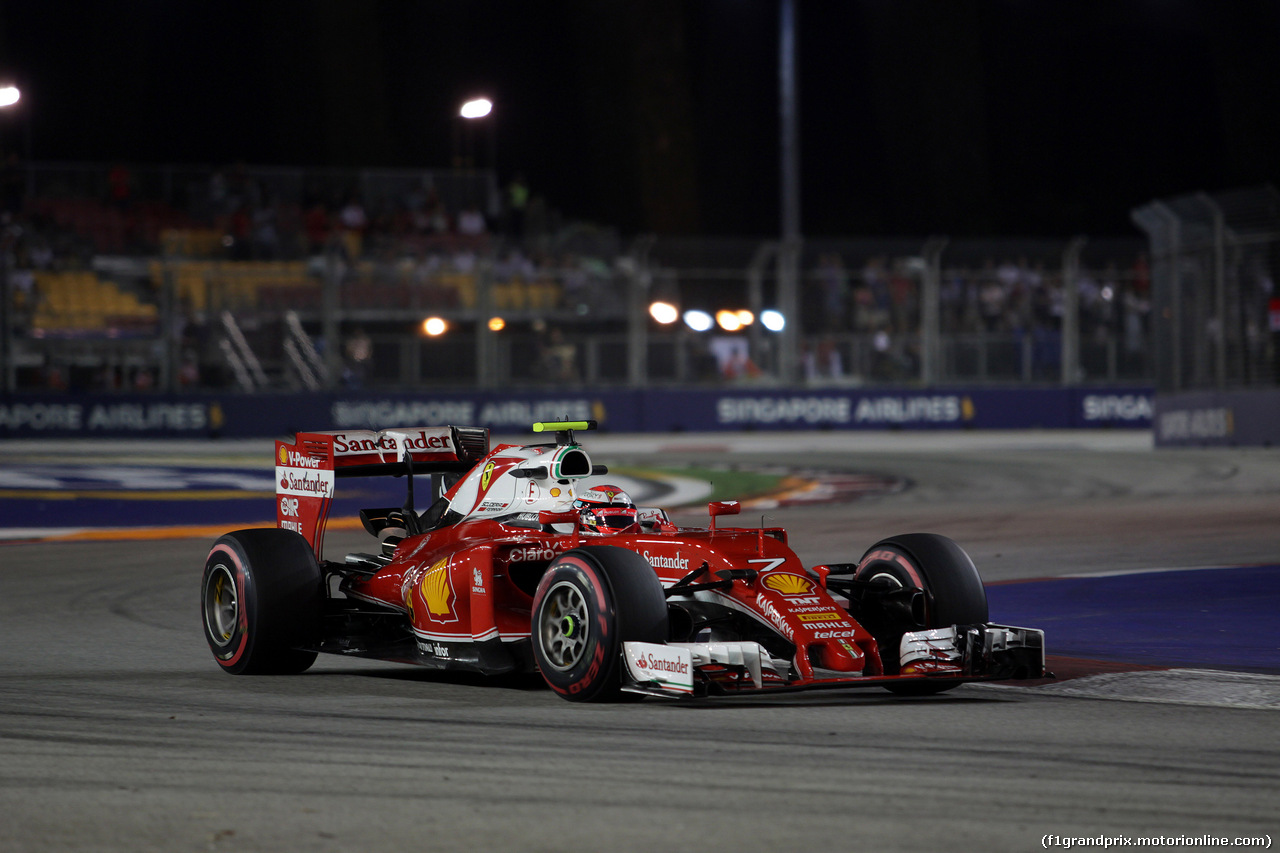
<box><xmin>574</xmin><ymin>484</ymin><xmax>638</xmax><ymax>534</ymax></box>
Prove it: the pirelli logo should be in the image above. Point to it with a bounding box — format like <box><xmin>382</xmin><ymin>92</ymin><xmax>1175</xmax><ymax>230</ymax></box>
<box><xmin>796</xmin><ymin>611</ymin><xmax>843</xmax><ymax>622</ymax></box>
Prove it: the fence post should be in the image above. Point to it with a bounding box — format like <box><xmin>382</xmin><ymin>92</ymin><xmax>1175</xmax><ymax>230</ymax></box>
<box><xmin>1157</xmin><ymin>203</ymin><xmax>1184</xmax><ymax>393</ymax></box>
<box><xmin>625</xmin><ymin>248</ymin><xmax>650</xmax><ymax>387</ymax></box>
<box><xmin>476</xmin><ymin>260</ymin><xmax>495</xmax><ymax>388</ymax></box>
<box><xmin>1061</xmin><ymin>236</ymin><xmax>1087</xmax><ymax>384</ymax></box>
<box><xmin>0</xmin><ymin>227</ymin><xmax>10</xmax><ymax>393</ymax></box>
<box><xmin>747</xmin><ymin>241</ymin><xmax>778</xmax><ymax>377</ymax></box>
<box><xmin>776</xmin><ymin>238</ymin><xmax>802</xmax><ymax>383</ymax></box>
<box><xmin>163</xmin><ymin>263</ymin><xmax>179</xmax><ymax>392</ymax></box>
<box><xmin>920</xmin><ymin>237</ymin><xmax>947</xmax><ymax>385</ymax></box>
<box><xmin>322</xmin><ymin>250</ymin><xmax>342</xmax><ymax>389</ymax></box>
<box><xmin>1197</xmin><ymin>193</ymin><xmax>1227</xmax><ymax>388</ymax></box>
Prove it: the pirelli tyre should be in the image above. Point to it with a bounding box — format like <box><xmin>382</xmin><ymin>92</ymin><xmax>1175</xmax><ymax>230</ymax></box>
<box><xmin>201</xmin><ymin>528</ymin><xmax>322</xmax><ymax>675</ymax></box>
<box><xmin>531</xmin><ymin>546</ymin><xmax>668</xmax><ymax>702</ymax></box>
<box><xmin>854</xmin><ymin>533</ymin><xmax>988</xmax><ymax>695</ymax></box>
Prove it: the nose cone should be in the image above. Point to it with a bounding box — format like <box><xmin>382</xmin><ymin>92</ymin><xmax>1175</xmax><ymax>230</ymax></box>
<box><xmin>810</xmin><ymin>640</ymin><xmax>863</xmax><ymax>673</ymax></box>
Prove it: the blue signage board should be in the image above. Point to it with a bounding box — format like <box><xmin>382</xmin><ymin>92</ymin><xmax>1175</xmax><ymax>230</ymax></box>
<box><xmin>0</xmin><ymin>386</ymin><xmax>1154</xmax><ymax>439</ymax></box>
<box><xmin>1154</xmin><ymin>390</ymin><xmax>1280</xmax><ymax>448</ymax></box>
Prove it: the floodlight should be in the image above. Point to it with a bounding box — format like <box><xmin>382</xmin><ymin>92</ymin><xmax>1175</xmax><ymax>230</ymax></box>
<box><xmin>649</xmin><ymin>301</ymin><xmax>679</xmax><ymax>324</ymax></box>
<box><xmin>683</xmin><ymin>310</ymin><xmax>714</xmax><ymax>332</ymax></box>
<box><xmin>460</xmin><ymin>98</ymin><xmax>493</xmax><ymax>119</ymax></box>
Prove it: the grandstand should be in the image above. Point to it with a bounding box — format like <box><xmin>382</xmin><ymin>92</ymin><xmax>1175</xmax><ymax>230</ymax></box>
<box><xmin>0</xmin><ymin>159</ymin><xmax>1182</xmax><ymax>397</ymax></box>
<box><xmin>30</xmin><ymin>271</ymin><xmax>158</xmax><ymax>337</ymax></box>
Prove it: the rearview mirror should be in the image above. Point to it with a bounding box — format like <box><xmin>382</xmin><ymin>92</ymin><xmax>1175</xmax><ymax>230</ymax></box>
<box><xmin>538</xmin><ymin>510</ymin><xmax>579</xmax><ymax>526</ymax></box>
<box><xmin>708</xmin><ymin>501</ymin><xmax>741</xmax><ymax>518</ymax></box>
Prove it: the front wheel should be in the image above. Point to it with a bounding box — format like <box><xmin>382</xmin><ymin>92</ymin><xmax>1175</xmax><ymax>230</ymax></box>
<box><xmin>201</xmin><ymin>528</ymin><xmax>322</xmax><ymax>675</ymax></box>
<box><xmin>531</xmin><ymin>546</ymin><xmax>668</xmax><ymax>702</ymax></box>
<box><xmin>855</xmin><ymin>533</ymin><xmax>988</xmax><ymax>695</ymax></box>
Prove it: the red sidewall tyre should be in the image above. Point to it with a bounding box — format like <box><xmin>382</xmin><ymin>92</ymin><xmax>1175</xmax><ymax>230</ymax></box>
<box><xmin>531</xmin><ymin>546</ymin><xmax>667</xmax><ymax>702</ymax></box>
<box><xmin>855</xmin><ymin>533</ymin><xmax>988</xmax><ymax>695</ymax></box>
<box><xmin>201</xmin><ymin>528</ymin><xmax>322</xmax><ymax>675</ymax></box>
<box><xmin>855</xmin><ymin>532</ymin><xmax>988</xmax><ymax>627</ymax></box>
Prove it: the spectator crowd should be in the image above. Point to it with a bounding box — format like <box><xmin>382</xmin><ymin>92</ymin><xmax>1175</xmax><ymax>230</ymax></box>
<box><xmin>2</xmin><ymin>155</ymin><xmax>1160</xmax><ymax>391</ymax></box>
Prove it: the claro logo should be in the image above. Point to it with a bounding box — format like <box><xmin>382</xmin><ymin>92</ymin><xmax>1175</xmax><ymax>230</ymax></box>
<box><xmin>509</xmin><ymin>545</ymin><xmax>562</xmax><ymax>562</ymax></box>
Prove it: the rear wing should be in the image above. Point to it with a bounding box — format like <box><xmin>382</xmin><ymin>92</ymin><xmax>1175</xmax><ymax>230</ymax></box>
<box><xmin>300</xmin><ymin>426</ymin><xmax>489</xmax><ymax>477</ymax></box>
<box><xmin>275</xmin><ymin>425</ymin><xmax>489</xmax><ymax>557</ymax></box>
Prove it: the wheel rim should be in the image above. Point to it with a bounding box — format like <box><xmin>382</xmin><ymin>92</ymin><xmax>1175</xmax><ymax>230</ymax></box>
<box><xmin>864</xmin><ymin>565</ymin><xmax>929</xmax><ymax>627</ymax></box>
<box><xmin>538</xmin><ymin>580</ymin><xmax>590</xmax><ymax>671</ymax></box>
<box><xmin>204</xmin><ymin>564</ymin><xmax>239</xmax><ymax>648</ymax></box>
<box><xmin>865</xmin><ymin>569</ymin><xmax>907</xmax><ymax>590</ymax></box>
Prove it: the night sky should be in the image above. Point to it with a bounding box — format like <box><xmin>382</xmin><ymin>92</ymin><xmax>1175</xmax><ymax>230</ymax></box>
<box><xmin>1</xmin><ymin>1</ymin><xmax>1278</xmax><ymax>238</ymax></box>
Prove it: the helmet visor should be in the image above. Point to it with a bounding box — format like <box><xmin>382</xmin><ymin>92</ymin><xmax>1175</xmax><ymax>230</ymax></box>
<box><xmin>592</xmin><ymin>507</ymin><xmax>637</xmax><ymax>530</ymax></box>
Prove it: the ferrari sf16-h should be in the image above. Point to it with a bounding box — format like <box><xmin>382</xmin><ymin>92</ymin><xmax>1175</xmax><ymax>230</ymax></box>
<box><xmin>201</xmin><ymin>421</ymin><xmax>1044</xmax><ymax>701</ymax></box>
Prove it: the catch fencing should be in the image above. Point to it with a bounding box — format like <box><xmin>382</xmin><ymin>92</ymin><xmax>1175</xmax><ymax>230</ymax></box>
<box><xmin>0</xmin><ymin>160</ymin><xmax>1155</xmax><ymax>395</ymax></box>
<box><xmin>1132</xmin><ymin>185</ymin><xmax>1280</xmax><ymax>392</ymax></box>
<box><xmin>3</xmin><ymin>234</ymin><xmax>1150</xmax><ymax>395</ymax></box>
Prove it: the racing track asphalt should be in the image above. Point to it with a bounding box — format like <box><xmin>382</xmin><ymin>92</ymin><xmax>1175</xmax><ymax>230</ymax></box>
<box><xmin>1</xmin><ymin>431</ymin><xmax>1278</xmax><ymax>852</ymax></box>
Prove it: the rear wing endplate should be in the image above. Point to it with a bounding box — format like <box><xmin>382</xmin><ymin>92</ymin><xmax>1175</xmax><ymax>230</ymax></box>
<box><xmin>275</xmin><ymin>425</ymin><xmax>489</xmax><ymax>558</ymax></box>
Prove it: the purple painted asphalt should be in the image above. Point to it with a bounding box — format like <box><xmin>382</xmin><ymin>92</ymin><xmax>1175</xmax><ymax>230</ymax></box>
<box><xmin>987</xmin><ymin>565</ymin><xmax>1280</xmax><ymax>674</ymax></box>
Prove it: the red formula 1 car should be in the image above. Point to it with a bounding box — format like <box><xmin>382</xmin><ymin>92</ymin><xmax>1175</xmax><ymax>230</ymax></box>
<box><xmin>201</xmin><ymin>421</ymin><xmax>1044</xmax><ymax>701</ymax></box>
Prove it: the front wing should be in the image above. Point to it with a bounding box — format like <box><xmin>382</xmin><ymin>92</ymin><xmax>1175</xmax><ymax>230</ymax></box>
<box><xmin>620</xmin><ymin>623</ymin><xmax>1046</xmax><ymax>698</ymax></box>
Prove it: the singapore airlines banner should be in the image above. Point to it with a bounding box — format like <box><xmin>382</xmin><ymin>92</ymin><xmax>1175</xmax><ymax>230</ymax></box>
<box><xmin>1153</xmin><ymin>390</ymin><xmax>1280</xmax><ymax>448</ymax></box>
<box><xmin>0</xmin><ymin>387</ymin><xmax>1153</xmax><ymax>438</ymax></box>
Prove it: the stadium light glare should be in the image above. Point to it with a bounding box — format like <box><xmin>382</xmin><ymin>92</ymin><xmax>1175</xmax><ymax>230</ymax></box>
<box><xmin>682</xmin><ymin>310</ymin><xmax>714</xmax><ymax>332</ymax></box>
<box><xmin>422</xmin><ymin>317</ymin><xmax>448</xmax><ymax>336</ymax></box>
<box><xmin>735</xmin><ymin>309</ymin><xmax>754</xmax><ymax>326</ymax></box>
<box><xmin>649</xmin><ymin>301</ymin><xmax>679</xmax><ymax>324</ymax></box>
<box><xmin>715</xmin><ymin>310</ymin><xmax>743</xmax><ymax>332</ymax></box>
<box><xmin>488</xmin><ymin>316</ymin><xmax>506</xmax><ymax>332</ymax></box>
<box><xmin>460</xmin><ymin>98</ymin><xmax>493</xmax><ymax>119</ymax></box>
<box><xmin>0</xmin><ymin>86</ymin><xmax>19</xmax><ymax>108</ymax></box>
<box><xmin>761</xmin><ymin>309</ymin><xmax>786</xmax><ymax>331</ymax></box>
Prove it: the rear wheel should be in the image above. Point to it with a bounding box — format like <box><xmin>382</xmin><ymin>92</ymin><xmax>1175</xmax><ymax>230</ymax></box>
<box><xmin>855</xmin><ymin>533</ymin><xmax>988</xmax><ymax>695</ymax></box>
<box><xmin>531</xmin><ymin>546</ymin><xmax>668</xmax><ymax>702</ymax></box>
<box><xmin>201</xmin><ymin>528</ymin><xmax>322</xmax><ymax>675</ymax></box>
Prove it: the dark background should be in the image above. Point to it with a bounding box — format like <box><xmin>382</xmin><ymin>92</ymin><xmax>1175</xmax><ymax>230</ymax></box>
<box><xmin>1</xmin><ymin>0</ymin><xmax>1278</xmax><ymax>238</ymax></box>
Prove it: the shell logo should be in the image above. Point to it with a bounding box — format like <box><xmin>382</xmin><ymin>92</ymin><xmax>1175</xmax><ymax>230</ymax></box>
<box><xmin>762</xmin><ymin>573</ymin><xmax>814</xmax><ymax>596</ymax></box>
<box><xmin>278</xmin><ymin>446</ymin><xmax>289</xmax><ymax>465</ymax></box>
<box><xmin>421</xmin><ymin>558</ymin><xmax>455</xmax><ymax>619</ymax></box>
